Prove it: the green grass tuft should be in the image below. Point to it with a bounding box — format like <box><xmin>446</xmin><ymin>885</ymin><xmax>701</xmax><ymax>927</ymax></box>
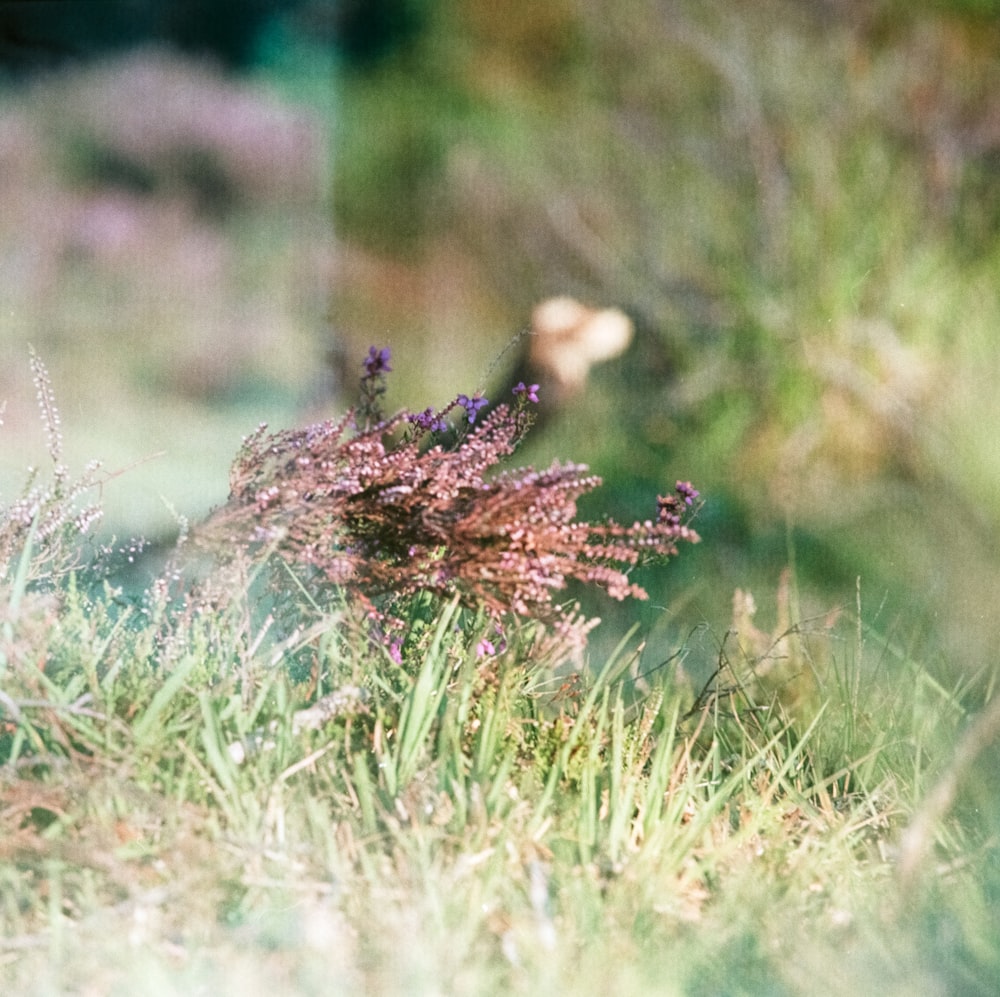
<box><xmin>2</xmin><ymin>543</ymin><xmax>998</xmax><ymax>994</ymax></box>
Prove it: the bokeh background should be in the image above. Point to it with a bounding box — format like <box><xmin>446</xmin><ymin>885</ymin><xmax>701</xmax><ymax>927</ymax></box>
<box><xmin>3</xmin><ymin>0</ymin><xmax>1000</xmax><ymax>679</ymax></box>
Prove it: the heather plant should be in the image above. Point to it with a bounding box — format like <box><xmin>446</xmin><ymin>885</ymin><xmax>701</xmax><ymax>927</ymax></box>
<box><xmin>190</xmin><ymin>347</ymin><xmax>700</xmax><ymax>660</ymax></box>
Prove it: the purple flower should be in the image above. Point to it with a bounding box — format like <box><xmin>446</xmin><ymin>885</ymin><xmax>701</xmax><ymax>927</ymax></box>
<box><xmin>512</xmin><ymin>381</ymin><xmax>540</xmax><ymax>404</ymax></box>
<box><xmin>363</xmin><ymin>346</ymin><xmax>392</xmax><ymax>378</ymax></box>
<box><xmin>388</xmin><ymin>636</ymin><xmax>403</xmax><ymax>664</ymax></box>
<box><xmin>409</xmin><ymin>407</ymin><xmax>448</xmax><ymax>434</ymax></box>
<box><xmin>457</xmin><ymin>393</ymin><xmax>489</xmax><ymax>424</ymax></box>
<box><xmin>476</xmin><ymin>638</ymin><xmax>496</xmax><ymax>658</ymax></box>
<box><xmin>676</xmin><ymin>481</ymin><xmax>700</xmax><ymax>506</ymax></box>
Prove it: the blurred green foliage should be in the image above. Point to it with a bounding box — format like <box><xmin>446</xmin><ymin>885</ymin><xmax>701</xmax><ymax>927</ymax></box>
<box><xmin>332</xmin><ymin>0</ymin><xmax>1000</xmax><ymax>676</ymax></box>
<box><xmin>0</xmin><ymin>47</ymin><xmax>333</xmax><ymax>537</ymax></box>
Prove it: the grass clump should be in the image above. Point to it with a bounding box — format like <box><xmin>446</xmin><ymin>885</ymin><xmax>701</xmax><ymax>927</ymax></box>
<box><xmin>1</xmin><ymin>350</ymin><xmax>998</xmax><ymax>995</ymax></box>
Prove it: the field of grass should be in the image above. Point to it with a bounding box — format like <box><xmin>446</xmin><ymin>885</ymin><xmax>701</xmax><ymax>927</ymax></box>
<box><xmin>4</xmin><ymin>2</ymin><xmax>1000</xmax><ymax>993</ymax></box>
<box><xmin>2</xmin><ymin>353</ymin><xmax>1000</xmax><ymax>996</ymax></box>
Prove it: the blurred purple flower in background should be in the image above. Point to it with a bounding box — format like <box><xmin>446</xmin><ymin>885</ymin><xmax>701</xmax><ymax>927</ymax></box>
<box><xmin>363</xmin><ymin>346</ymin><xmax>392</xmax><ymax>378</ymax></box>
